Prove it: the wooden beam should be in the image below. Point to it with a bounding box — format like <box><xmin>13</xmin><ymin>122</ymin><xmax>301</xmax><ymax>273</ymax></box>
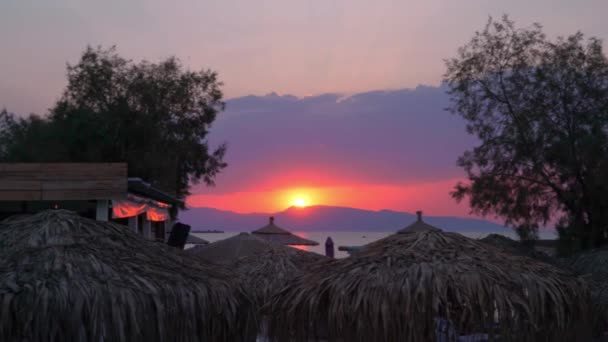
<box><xmin>96</xmin><ymin>200</ymin><xmax>109</xmax><ymax>221</ymax></box>
<box><xmin>0</xmin><ymin>163</ymin><xmax>127</xmax><ymax>201</ymax></box>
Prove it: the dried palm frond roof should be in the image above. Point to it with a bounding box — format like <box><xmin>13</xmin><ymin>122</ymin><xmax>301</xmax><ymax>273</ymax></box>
<box><xmin>588</xmin><ymin>277</ymin><xmax>608</xmax><ymax>334</ymax></box>
<box><xmin>267</xmin><ymin>230</ymin><xmax>591</xmax><ymax>342</ymax></box>
<box><xmin>232</xmin><ymin>243</ymin><xmax>328</xmax><ymax>308</ymax></box>
<box><xmin>252</xmin><ymin>217</ymin><xmax>318</xmax><ymax>246</ymax></box>
<box><xmin>187</xmin><ymin>232</ymin><xmax>327</xmax><ymax>319</ymax></box>
<box><xmin>340</xmin><ymin>212</ymin><xmax>441</xmax><ymax>256</ymax></box>
<box><xmin>563</xmin><ymin>247</ymin><xmax>608</xmax><ymax>280</ymax></box>
<box><xmin>397</xmin><ymin>211</ymin><xmax>441</xmax><ymax>233</ymax></box>
<box><xmin>480</xmin><ymin>234</ymin><xmax>556</xmax><ymax>262</ymax></box>
<box><xmin>563</xmin><ymin>248</ymin><xmax>608</xmax><ymax>333</ymax></box>
<box><xmin>480</xmin><ymin>233</ymin><xmax>522</xmax><ymax>251</ymax></box>
<box><xmin>0</xmin><ymin>210</ymin><xmax>257</xmax><ymax>342</ymax></box>
<box><xmin>187</xmin><ymin>232</ymin><xmax>275</xmax><ymax>263</ymax></box>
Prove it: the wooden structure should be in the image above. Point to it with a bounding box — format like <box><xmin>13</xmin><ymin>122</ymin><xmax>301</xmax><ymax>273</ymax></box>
<box><xmin>251</xmin><ymin>217</ymin><xmax>319</xmax><ymax>246</ymax></box>
<box><xmin>0</xmin><ymin>163</ymin><xmax>126</xmax><ymax>221</ymax></box>
<box><xmin>0</xmin><ymin>163</ymin><xmax>125</xmax><ymax>201</ymax></box>
<box><xmin>0</xmin><ymin>163</ymin><xmax>181</xmax><ymax>242</ymax></box>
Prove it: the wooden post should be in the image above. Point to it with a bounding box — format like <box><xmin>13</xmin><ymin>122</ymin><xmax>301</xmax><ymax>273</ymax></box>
<box><xmin>164</xmin><ymin>219</ymin><xmax>172</xmax><ymax>242</ymax></box>
<box><xmin>142</xmin><ymin>217</ymin><xmax>152</xmax><ymax>239</ymax></box>
<box><xmin>128</xmin><ymin>216</ymin><xmax>138</xmax><ymax>233</ymax></box>
<box><xmin>96</xmin><ymin>200</ymin><xmax>109</xmax><ymax>221</ymax></box>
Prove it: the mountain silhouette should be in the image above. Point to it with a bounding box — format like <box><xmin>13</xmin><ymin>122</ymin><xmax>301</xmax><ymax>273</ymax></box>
<box><xmin>179</xmin><ymin>205</ymin><xmax>508</xmax><ymax>233</ymax></box>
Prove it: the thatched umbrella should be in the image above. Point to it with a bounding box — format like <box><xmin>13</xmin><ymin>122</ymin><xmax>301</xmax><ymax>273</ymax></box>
<box><xmin>563</xmin><ymin>247</ymin><xmax>608</xmax><ymax>280</ymax></box>
<box><xmin>564</xmin><ymin>248</ymin><xmax>608</xmax><ymax>334</ymax></box>
<box><xmin>267</xmin><ymin>225</ymin><xmax>591</xmax><ymax>341</ymax></box>
<box><xmin>187</xmin><ymin>234</ymin><xmax>327</xmax><ymax>299</ymax></box>
<box><xmin>337</xmin><ymin>211</ymin><xmax>439</xmax><ymax>256</ymax></box>
<box><xmin>188</xmin><ymin>232</ymin><xmax>327</xmax><ymax>339</ymax></box>
<box><xmin>397</xmin><ymin>211</ymin><xmax>442</xmax><ymax>233</ymax></box>
<box><xmin>0</xmin><ymin>210</ymin><xmax>257</xmax><ymax>342</ymax></box>
<box><xmin>233</xmin><ymin>246</ymin><xmax>328</xmax><ymax>341</ymax></box>
<box><xmin>252</xmin><ymin>216</ymin><xmax>318</xmax><ymax>246</ymax></box>
<box><xmin>231</xmin><ymin>241</ymin><xmax>328</xmax><ymax>307</ymax></box>
<box><xmin>187</xmin><ymin>232</ymin><xmax>277</xmax><ymax>264</ymax></box>
<box><xmin>480</xmin><ymin>234</ymin><xmax>556</xmax><ymax>263</ymax></box>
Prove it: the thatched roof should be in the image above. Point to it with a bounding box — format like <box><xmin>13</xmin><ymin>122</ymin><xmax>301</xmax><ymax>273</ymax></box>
<box><xmin>231</xmin><ymin>243</ymin><xmax>328</xmax><ymax>308</ymax></box>
<box><xmin>187</xmin><ymin>232</ymin><xmax>275</xmax><ymax>263</ymax></box>
<box><xmin>563</xmin><ymin>248</ymin><xmax>608</xmax><ymax>333</ymax></box>
<box><xmin>397</xmin><ymin>211</ymin><xmax>441</xmax><ymax>233</ymax></box>
<box><xmin>266</xmin><ymin>230</ymin><xmax>591</xmax><ymax>342</ymax></box>
<box><xmin>479</xmin><ymin>234</ymin><xmax>556</xmax><ymax>262</ymax></box>
<box><xmin>0</xmin><ymin>210</ymin><xmax>257</xmax><ymax>342</ymax></box>
<box><xmin>564</xmin><ymin>247</ymin><xmax>608</xmax><ymax>280</ymax></box>
<box><xmin>186</xmin><ymin>234</ymin><xmax>209</xmax><ymax>245</ymax></box>
<box><xmin>338</xmin><ymin>213</ymin><xmax>440</xmax><ymax>256</ymax></box>
<box><xmin>252</xmin><ymin>217</ymin><xmax>318</xmax><ymax>246</ymax></box>
<box><xmin>479</xmin><ymin>233</ymin><xmax>521</xmax><ymax>251</ymax></box>
<box><xmin>187</xmin><ymin>232</ymin><xmax>327</xmax><ymax>320</ymax></box>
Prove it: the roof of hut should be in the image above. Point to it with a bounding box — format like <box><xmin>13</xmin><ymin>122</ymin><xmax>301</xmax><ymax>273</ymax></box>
<box><xmin>267</xmin><ymin>230</ymin><xmax>591</xmax><ymax>342</ymax></box>
<box><xmin>588</xmin><ymin>278</ymin><xmax>608</xmax><ymax>333</ymax></box>
<box><xmin>480</xmin><ymin>233</ymin><xmax>521</xmax><ymax>250</ymax></box>
<box><xmin>563</xmin><ymin>247</ymin><xmax>608</xmax><ymax>280</ymax></box>
<box><xmin>0</xmin><ymin>210</ymin><xmax>256</xmax><ymax>342</ymax></box>
<box><xmin>397</xmin><ymin>211</ymin><xmax>441</xmax><ymax>233</ymax></box>
<box><xmin>251</xmin><ymin>217</ymin><xmax>319</xmax><ymax>246</ymax></box>
<box><xmin>479</xmin><ymin>234</ymin><xmax>556</xmax><ymax>262</ymax></box>
<box><xmin>187</xmin><ymin>232</ymin><xmax>275</xmax><ymax>263</ymax></box>
<box><xmin>563</xmin><ymin>248</ymin><xmax>608</xmax><ymax>332</ymax></box>
<box><xmin>186</xmin><ymin>234</ymin><xmax>209</xmax><ymax>245</ymax></box>
<box><xmin>231</xmin><ymin>242</ymin><xmax>328</xmax><ymax>308</ymax></box>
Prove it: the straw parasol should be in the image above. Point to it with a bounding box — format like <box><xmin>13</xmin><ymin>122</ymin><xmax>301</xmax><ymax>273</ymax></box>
<box><xmin>252</xmin><ymin>216</ymin><xmax>318</xmax><ymax>246</ymax></box>
<box><xmin>266</xmin><ymin>223</ymin><xmax>591</xmax><ymax>341</ymax></box>
<box><xmin>563</xmin><ymin>248</ymin><xmax>608</xmax><ymax>334</ymax></box>
<box><xmin>563</xmin><ymin>247</ymin><xmax>608</xmax><ymax>280</ymax></box>
<box><xmin>231</xmin><ymin>242</ymin><xmax>328</xmax><ymax>308</ymax></box>
<box><xmin>397</xmin><ymin>211</ymin><xmax>442</xmax><ymax>233</ymax></box>
<box><xmin>187</xmin><ymin>232</ymin><xmax>327</xmax><ymax>338</ymax></box>
<box><xmin>187</xmin><ymin>232</ymin><xmax>276</xmax><ymax>264</ymax></box>
<box><xmin>479</xmin><ymin>234</ymin><xmax>556</xmax><ymax>263</ymax></box>
<box><xmin>0</xmin><ymin>210</ymin><xmax>257</xmax><ymax>342</ymax></box>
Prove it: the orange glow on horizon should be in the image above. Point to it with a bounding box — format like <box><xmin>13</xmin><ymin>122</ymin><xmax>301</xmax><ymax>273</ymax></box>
<box><xmin>186</xmin><ymin>177</ymin><xmax>474</xmax><ymax>218</ymax></box>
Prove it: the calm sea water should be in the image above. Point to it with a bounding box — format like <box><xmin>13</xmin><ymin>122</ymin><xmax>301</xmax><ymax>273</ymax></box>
<box><xmin>192</xmin><ymin>230</ymin><xmax>557</xmax><ymax>258</ymax></box>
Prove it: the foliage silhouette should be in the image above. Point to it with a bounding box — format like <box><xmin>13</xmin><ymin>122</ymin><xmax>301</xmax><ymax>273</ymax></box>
<box><xmin>0</xmin><ymin>46</ymin><xmax>227</xmax><ymax>206</ymax></box>
<box><xmin>445</xmin><ymin>16</ymin><xmax>608</xmax><ymax>252</ymax></box>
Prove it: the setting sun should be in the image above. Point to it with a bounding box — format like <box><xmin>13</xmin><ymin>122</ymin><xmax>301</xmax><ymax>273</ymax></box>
<box><xmin>293</xmin><ymin>197</ymin><xmax>308</xmax><ymax>207</ymax></box>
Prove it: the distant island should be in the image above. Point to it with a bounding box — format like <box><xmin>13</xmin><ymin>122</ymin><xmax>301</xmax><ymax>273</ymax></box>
<box><xmin>179</xmin><ymin>205</ymin><xmax>522</xmax><ymax>234</ymax></box>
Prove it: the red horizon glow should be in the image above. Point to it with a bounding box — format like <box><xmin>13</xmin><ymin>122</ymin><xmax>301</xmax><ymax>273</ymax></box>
<box><xmin>187</xmin><ymin>177</ymin><xmax>477</xmax><ymax>218</ymax></box>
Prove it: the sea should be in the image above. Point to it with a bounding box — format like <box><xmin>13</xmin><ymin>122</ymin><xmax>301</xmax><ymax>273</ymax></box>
<box><xmin>192</xmin><ymin>230</ymin><xmax>557</xmax><ymax>258</ymax></box>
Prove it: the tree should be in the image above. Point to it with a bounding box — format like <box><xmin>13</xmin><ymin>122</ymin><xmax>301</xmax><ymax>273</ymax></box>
<box><xmin>1</xmin><ymin>46</ymin><xmax>227</xmax><ymax>204</ymax></box>
<box><xmin>444</xmin><ymin>16</ymin><xmax>608</xmax><ymax>251</ymax></box>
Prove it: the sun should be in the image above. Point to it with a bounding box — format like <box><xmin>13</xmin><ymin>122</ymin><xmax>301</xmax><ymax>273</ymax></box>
<box><xmin>293</xmin><ymin>197</ymin><xmax>308</xmax><ymax>207</ymax></box>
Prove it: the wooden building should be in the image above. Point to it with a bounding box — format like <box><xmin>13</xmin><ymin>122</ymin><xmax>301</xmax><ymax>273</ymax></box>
<box><xmin>0</xmin><ymin>163</ymin><xmax>182</xmax><ymax>241</ymax></box>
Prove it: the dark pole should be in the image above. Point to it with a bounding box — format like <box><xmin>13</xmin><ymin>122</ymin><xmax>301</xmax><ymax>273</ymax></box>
<box><xmin>325</xmin><ymin>237</ymin><xmax>335</xmax><ymax>258</ymax></box>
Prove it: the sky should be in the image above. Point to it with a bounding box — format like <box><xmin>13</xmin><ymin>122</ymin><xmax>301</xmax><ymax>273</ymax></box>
<box><xmin>1</xmin><ymin>1</ymin><xmax>607</xmax><ymax>217</ymax></box>
<box><xmin>189</xmin><ymin>86</ymin><xmax>478</xmax><ymax>216</ymax></box>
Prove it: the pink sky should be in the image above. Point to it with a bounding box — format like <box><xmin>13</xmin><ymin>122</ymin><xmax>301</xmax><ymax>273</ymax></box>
<box><xmin>1</xmin><ymin>1</ymin><xmax>606</xmax><ymax>115</ymax></box>
<box><xmin>1</xmin><ymin>1</ymin><xmax>606</xmax><ymax>218</ymax></box>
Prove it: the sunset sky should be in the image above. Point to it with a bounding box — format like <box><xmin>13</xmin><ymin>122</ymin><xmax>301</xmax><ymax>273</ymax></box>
<box><xmin>2</xmin><ymin>1</ymin><xmax>607</xmax><ymax>217</ymax></box>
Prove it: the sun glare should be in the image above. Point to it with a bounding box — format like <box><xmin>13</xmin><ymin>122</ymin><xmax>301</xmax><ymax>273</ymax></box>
<box><xmin>293</xmin><ymin>197</ymin><xmax>308</xmax><ymax>207</ymax></box>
